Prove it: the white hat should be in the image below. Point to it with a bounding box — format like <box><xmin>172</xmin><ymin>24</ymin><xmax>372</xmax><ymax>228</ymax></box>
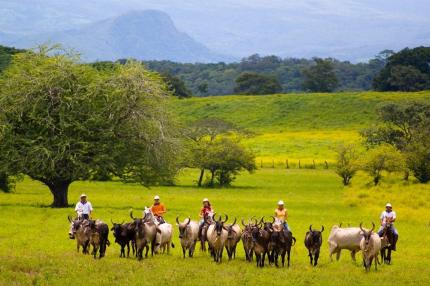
<box><xmin>386</xmin><ymin>203</ymin><xmax>392</xmax><ymax>207</ymax></box>
<box><xmin>154</xmin><ymin>195</ymin><xmax>160</xmax><ymax>200</ymax></box>
<box><xmin>203</xmin><ymin>198</ymin><xmax>209</xmax><ymax>202</ymax></box>
<box><xmin>80</xmin><ymin>194</ymin><xmax>87</xmax><ymax>198</ymax></box>
<box><xmin>278</xmin><ymin>200</ymin><xmax>284</xmax><ymax>205</ymax></box>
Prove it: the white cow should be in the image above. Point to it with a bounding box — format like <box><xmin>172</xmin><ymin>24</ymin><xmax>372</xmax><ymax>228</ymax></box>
<box><xmin>360</xmin><ymin>223</ymin><xmax>382</xmax><ymax>271</ymax></box>
<box><xmin>327</xmin><ymin>224</ymin><xmax>364</xmax><ymax>261</ymax></box>
<box><xmin>154</xmin><ymin>223</ymin><xmax>174</xmax><ymax>254</ymax></box>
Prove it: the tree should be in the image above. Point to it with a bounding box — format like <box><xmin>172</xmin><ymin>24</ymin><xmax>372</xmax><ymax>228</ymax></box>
<box><xmin>361</xmin><ymin>145</ymin><xmax>406</xmax><ymax>185</ymax></box>
<box><xmin>334</xmin><ymin>144</ymin><xmax>359</xmax><ymax>186</ymax></box>
<box><xmin>162</xmin><ymin>73</ymin><xmax>192</xmax><ymax>98</ymax></box>
<box><xmin>184</xmin><ymin>118</ymin><xmax>243</xmax><ymax>187</ymax></box>
<box><xmin>302</xmin><ymin>58</ymin><xmax>339</xmax><ymax>92</ymax></box>
<box><xmin>234</xmin><ymin>72</ymin><xmax>281</xmax><ymax>95</ymax></box>
<box><xmin>197</xmin><ymin>82</ymin><xmax>208</xmax><ymax>95</ymax></box>
<box><xmin>373</xmin><ymin>46</ymin><xmax>430</xmax><ymax>91</ymax></box>
<box><xmin>361</xmin><ymin>102</ymin><xmax>430</xmax><ymax>182</ymax></box>
<box><xmin>0</xmin><ymin>46</ymin><xmax>180</xmax><ymax>207</ymax></box>
<box><xmin>201</xmin><ymin>138</ymin><xmax>256</xmax><ymax>187</ymax></box>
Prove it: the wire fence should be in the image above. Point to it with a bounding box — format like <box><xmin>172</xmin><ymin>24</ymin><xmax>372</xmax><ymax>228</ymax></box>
<box><xmin>258</xmin><ymin>159</ymin><xmax>331</xmax><ymax>169</ymax></box>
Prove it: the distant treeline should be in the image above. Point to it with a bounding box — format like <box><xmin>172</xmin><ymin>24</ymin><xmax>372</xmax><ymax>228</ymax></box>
<box><xmin>1</xmin><ymin>45</ymin><xmax>429</xmax><ymax>96</ymax></box>
<box><xmin>144</xmin><ymin>53</ymin><xmax>389</xmax><ymax>96</ymax></box>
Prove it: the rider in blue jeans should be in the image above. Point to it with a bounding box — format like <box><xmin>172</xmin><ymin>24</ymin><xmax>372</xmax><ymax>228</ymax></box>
<box><xmin>377</xmin><ymin>203</ymin><xmax>398</xmax><ymax>250</ymax></box>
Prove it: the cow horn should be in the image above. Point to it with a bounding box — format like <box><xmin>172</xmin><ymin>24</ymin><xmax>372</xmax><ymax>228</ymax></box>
<box><xmin>339</xmin><ymin>222</ymin><xmax>342</xmax><ymax>228</ymax></box>
<box><xmin>321</xmin><ymin>225</ymin><xmax>324</xmax><ymax>233</ymax></box>
<box><xmin>253</xmin><ymin>218</ymin><xmax>258</xmax><ymax>225</ymax></box>
<box><xmin>111</xmin><ymin>218</ymin><xmax>115</xmax><ymax>225</ymax></box>
<box><xmin>271</xmin><ymin>216</ymin><xmax>275</xmax><ymax>223</ymax></box>
<box><xmin>224</xmin><ymin>214</ymin><xmax>228</xmax><ymax>223</ymax></box>
<box><xmin>143</xmin><ymin>212</ymin><xmax>147</xmax><ymax>220</ymax></box>
<box><xmin>370</xmin><ymin>222</ymin><xmax>375</xmax><ymax>233</ymax></box>
<box><xmin>241</xmin><ymin>219</ymin><xmax>246</xmax><ymax>227</ymax></box>
<box><xmin>259</xmin><ymin>216</ymin><xmax>265</xmax><ymax>224</ymax></box>
<box><xmin>218</xmin><ymin>215</ymin><xmax>222</xmax><ymax>222</ymax></box>
<box><xmin>121</xmin><ymin>220</ymin><xmax>125</xmax><ymax>225</ymax></box>
<box><xmin>176</xmin><ymin>216</ymin><xmax>180</xmax><ymax>224</ymax></box>
<box><xmin>359</xmin><ymin>222</ymin><xmax>365</xmax><ymax>232</ymax></box>
<box><xmin>309</xmin><ymin>224</ymin><xmax>313</xmax><ymax>232</ymax></box>
<box><xmin>186</xmin><ymin>217</ymin><xmax>191</xmax><ymax>225</ymax></box>
<box><xmin>130</xmin><ymin>210</ymin><xmax>135</xmax><ymax>220</ymax></box>
<box><xmin>68</xmin><ymin>215</ymin><xmax>73</xmax><ymax>223</ymax></box>
<box><xmin>232</xmin><ymin>217</ymin><xmax>237</xmax><ymax>226</ymax></box>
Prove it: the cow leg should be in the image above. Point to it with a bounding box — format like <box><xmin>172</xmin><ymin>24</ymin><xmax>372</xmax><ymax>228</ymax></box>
<box><xmin>336</xmin><ymin>250</ymin><xmax>341</xmax><ymax>261</ymax></box>
<box><xmin>287</xmin><ymin>249</ymin><xmax>291</xmax><ymax>267</ymax></box>
<box><xmin>145</xmin><ymin>245</ymin><xmax>149</xmax><ymax>258</ymax></box>
<box><xmin>314</xmin><ymin>250</ymin><xmax>319</xmax><ymax>266</ymax></box>
<box><xmin>308</xmin><ymin>249</ymin><xmax>313</xmax><ymax>265</ymax></box>
<box><xmin>350</xmin><ymin>250</ymin><xmax>356</xmax><ymax>261</ymax></box>
<box><xmin>126</xmin><ymin>242</ymin><xmax>130</xmax><ymax>257</ymax></box>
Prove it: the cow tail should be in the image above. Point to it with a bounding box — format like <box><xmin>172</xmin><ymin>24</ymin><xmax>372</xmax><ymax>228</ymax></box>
<box><xmin>292</xmin><ymin>237</ymin><xmax>296</xmax><ymax>246</ymax></box>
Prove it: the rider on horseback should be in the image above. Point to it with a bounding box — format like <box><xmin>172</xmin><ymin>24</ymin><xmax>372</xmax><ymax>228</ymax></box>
<box><xmin>198</xmin><ymin>198</ymin><xmax>214</xmax><ymax>240</ymax></box>
<box><xmin>377</xmin><ymin>203</ymin><xmax>398</xmax><ymax>250</ymax></box>
<box><xmin>151</xmin><ymin>195</ymin><xmax>166</xmax><ymax>224</ymax></box>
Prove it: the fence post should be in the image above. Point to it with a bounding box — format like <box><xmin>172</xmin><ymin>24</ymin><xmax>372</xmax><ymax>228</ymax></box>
<box><xmin>325</xmin><ymin>160</ymin><xmax>329</xmax><ymax>169</ymax></box>
<box><xmin>260</xmin><ymin>159</ymin><xmax>263</xmax><ymax>168</ymax></box>
<box><xmin>272</xmin><ymin>159</ymin><xmax>275</xmax><ymax>168</ymax></box>
<box><xmin>313</xmin><ymin>160</ymin><xmax>316</xmax><ymax>169</ymax></box>
<box><xmin>299</xmin><ymin>160</ymin><xmax>301</xmax><ymax>169</ymax></box>
<box><xmin>286</xmin><ymin>159</ymin><xmax>289</xmax><ymax>169</ymax></box>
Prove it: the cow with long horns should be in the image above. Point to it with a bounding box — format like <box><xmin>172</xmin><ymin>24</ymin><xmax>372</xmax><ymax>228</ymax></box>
<box><xmin>360</xmin><ymin>223</ymin><xmax>381</xmax><ymax>271</ymax></box>
<box><xmin>304</xmin><ymin>225</ymin><xmax>324</xmax><ymax>266</ymax></box>
<box><xmin>207</xmin><ymin>215</ymin><xmax>229</xmax><ymax>263</ymax></box>
<box><xmin>130</xmin><ymin>210</ymin><xmax>158</xmax><ymax>260</ymax></box>
<box><xmin>176</xmin><ymin>216</ymin><xmax>199</xmax><ymax>258</ymax></box>
<box><xmin>241</xmin><ymin>217</ymin><xmax>257</xmax><ymax>262</ymax></box>
<box><xmin>111</xmin><ymin>219</ymin><xmax>135</xmax><ymax>257</ymax></box>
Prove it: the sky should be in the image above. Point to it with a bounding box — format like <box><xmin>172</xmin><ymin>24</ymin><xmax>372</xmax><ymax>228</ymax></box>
<box><xmin>0</xmin><ymin>0</ymin><xmax>429</xmax><ymax>61</ymax></box>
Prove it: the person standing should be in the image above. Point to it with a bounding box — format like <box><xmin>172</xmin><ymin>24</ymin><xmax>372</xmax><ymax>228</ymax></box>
<box><xmin>75</xmin><ymin>194</ymin><xmax>93</xmax><ymax>220</ymax></box>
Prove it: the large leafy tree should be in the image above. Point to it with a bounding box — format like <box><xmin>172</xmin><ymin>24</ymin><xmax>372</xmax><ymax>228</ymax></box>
<box><xmin>361</xmin><ymin>102</ymin><xmax>430</xmax><ymax>182</ymax></box>
<box><xmin>302</xmin><ymin>58</ymin><xmax>339</xmax><ymax>92</ymax></box>
<box><xmin>234</xmin><ymin>72</ymin><xmax>281</xmax><ymax>95</ymax></box>
<box><xmin>373</xmin><ymin>46</ymin><xmax>430</xmax><ymax>91</ymax></box>
<box><xmin>0</xmin><ymin>46</ymin><xmax>180</xmax><ymax>207</ymax></box>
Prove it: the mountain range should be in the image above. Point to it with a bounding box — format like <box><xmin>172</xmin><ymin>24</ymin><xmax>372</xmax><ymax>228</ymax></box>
<box><xmin>0</xmin><ymin>10</ymin><xmax>227</xmax><ymax>62</ymax></box>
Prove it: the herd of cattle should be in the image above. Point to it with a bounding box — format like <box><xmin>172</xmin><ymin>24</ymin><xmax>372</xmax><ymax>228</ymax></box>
<box><xmin>67</xmin><ymin>209</ymin><xmax>396</xmax><ymax>271</ymax></box>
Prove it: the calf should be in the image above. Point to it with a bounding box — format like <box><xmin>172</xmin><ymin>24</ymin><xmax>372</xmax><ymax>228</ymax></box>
<box><xmin>207</xmin><ymin>215</ymin><xmax>229</xmax><ymax>263</ymax></box>
<box><xmin>360</xmin><ymin>223</ymin><xmax>381</xmax><ymax>271</ymax></box>
<box><xmin>304</xmin><ymin>225</ymin><xmax>324</xmax><ymax>266</ymax></box>
<box><xmin>176</xmin><ymin>216</ymin><xmax>199</xmax><ymax>258</ymax></box>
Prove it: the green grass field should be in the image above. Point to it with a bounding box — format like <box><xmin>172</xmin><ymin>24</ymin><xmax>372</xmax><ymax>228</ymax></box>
<box><xmin>173</xmin><ymin>91</ymin><xmax>430</xmax><ymax>161</ymax></box>
<box><xmin>1</xmin><ymin>169</ymin><xmax>430</xmax><ymax>285</ymax></box>
<box><xmin>1</xmin><ymin>91</ymin><xmax>430</xmax><ymax>285</ymax></box>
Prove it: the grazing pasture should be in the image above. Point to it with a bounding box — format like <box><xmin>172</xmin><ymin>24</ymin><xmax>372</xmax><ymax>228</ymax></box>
<box><xmin>1</xmin><ymin>169</ymin><xmax>429</xmax><ymax>285</ymax></box>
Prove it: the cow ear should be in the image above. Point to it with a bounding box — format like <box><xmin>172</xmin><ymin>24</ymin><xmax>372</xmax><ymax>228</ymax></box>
<box><xmin>156</xmin><ymin>228</ymin><xmax>162</xmax><ymax>233</ymax></box>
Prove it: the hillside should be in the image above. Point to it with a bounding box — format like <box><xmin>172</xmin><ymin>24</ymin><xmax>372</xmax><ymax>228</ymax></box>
<box><xmin>172</xmin><ymin>91</ymin><xmax>430</xmax><ymax>161</ymax></box>
<box><xmin>4</xmin><ymin>10</ymin><xmax>227</xmax><ymax>63</ymax></box>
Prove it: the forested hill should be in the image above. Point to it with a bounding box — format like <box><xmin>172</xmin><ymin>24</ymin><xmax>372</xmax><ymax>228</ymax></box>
<box><xmin>0</xmin><ymin>45</ymin><xmax>24</xmax><ymax>73</ymax></box>
<box><xmin>145</xmin><ymin>53</ymin><xmax>387</xmax><ymax>96</ymax></box>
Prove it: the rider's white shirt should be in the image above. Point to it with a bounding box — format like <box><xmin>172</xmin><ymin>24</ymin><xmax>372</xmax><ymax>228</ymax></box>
<box><xmin>380</xmin><ymin>210</ymin><xmax>396</xmax><ymax>224</ymax></box>
<box><xmin>75</xmin><ymin>201</ymin><xmax>93</xmax><ymax>214</ymax></box>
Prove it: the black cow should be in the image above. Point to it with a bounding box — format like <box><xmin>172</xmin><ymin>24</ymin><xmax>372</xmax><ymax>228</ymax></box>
<box><xmin>304</xmin><ymin>225</ymin><xmax>324</xmax><ymax>266</ymax></box>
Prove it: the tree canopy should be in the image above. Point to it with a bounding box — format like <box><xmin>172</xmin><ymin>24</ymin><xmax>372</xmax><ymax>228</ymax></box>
<box><xmin>302</xmin><ymin>58</ymin><xmax>339</xmax><ymax>92</ymax></box>
<box><xmin>0</xmin><ymin>46</ymin><xmax>180</xmax><ymax>207</ymax></box>
<box><xmin>234</xmin><ymin>72</ymin><xmax>281</xmax><ymax>95</ymax></box>
<box><xmin>373</xmin><ymin>46</ymin><xmax>430</xmax><ymax>91</ymax></box>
